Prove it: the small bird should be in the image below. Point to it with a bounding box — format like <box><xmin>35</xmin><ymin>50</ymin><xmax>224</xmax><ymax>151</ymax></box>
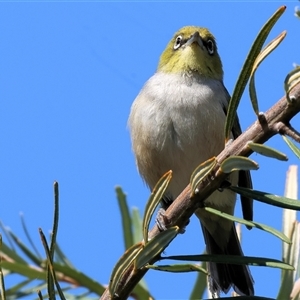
<box><xmin>128</xmin><ymin>26</ymin><xmax>254</xmax><ymax>296</ymax></box>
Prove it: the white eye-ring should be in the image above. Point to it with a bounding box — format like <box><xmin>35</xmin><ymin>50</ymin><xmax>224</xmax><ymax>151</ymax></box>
<box><xmin>174</xmin><ymin>35</ymin><xmax>182</xmax><ymax>50</ymax></box>
<box><xmin>206</xmin><ymin>39</ymin><xmax>215</xmax><ymax>55</ymax></box>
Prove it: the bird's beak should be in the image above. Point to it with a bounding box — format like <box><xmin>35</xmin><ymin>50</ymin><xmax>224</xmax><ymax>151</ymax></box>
<box><xmin>185</xmin><ymin>32</ymin><xmax>204</xmax><ymax>49</ymax></box>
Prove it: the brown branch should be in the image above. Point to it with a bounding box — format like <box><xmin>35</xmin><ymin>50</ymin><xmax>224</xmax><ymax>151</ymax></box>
<box><xmin>100</xmin><ymin>81</ymin><xmax>300</xmax><ymax>300</ymax></box>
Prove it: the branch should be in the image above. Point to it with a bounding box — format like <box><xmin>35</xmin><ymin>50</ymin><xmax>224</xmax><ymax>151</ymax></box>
<box><xmin>100</xmin><ymin>81</ymin><xmax>300</xmax><ymax>300</ymax></box>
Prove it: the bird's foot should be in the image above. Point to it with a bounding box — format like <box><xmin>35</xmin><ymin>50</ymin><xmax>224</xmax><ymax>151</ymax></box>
<box><xmin>155</xmin><ymin>208</ymin><xmax>187</xmax><ymax>233</ymax></box>
<box><xmin>155</xmin><ymin>208</ymin><xmax>171</xmax><ymax>231</ymax></box>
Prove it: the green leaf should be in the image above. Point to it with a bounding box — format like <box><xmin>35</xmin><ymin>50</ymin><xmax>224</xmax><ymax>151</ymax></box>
<box><xmin>3</xmin><ymin>278</ymin><xmax>36</xmax><ymax>298</ymax></box>
<box><xmin>295</xmin><ymin>7</ymin><xmax>300</xmax><ymax>18</ymax></box>
<box><xmin>282</xmin><ymin>165</ymin><xmax>298</xmax><ymax>260</ymax></box>
<box><xmin>127</xmin><ymin>208</ymin><xmax>151</xmax><ymax>299</ymax></box>
<box><xmin>289</xmin><ymin>221</ymin><xmax>300</xmax><ymax>289</ymax></box>
<box><xmin>39</xmin><ymin>228</ymin><xmax>65</xmax><ymax>300</ymax></box>
<box><xmin>278</xmin><ymin>222</ymin><xmax>300</xmax><ymax>300</ymax></box>
<box><xmin>131</xmin><ymin>207</ymin><xmax>143</xmax><ymax>245</ymax></box>
<box><xmin>8</xmin><ymin>230</ymin><xmax>42</xmax><ymax>266</ymax></box>
<box><xmin>0</xmin><ymin>261</ymin><xmax>47</xmax><ymax>279</ymax></box>
<box><xmin>282</xmin><ymin>135</ymin><xmax>300</xmax><ymax>159</ymax></box>
<box><xmin>52</xmin><ymin>263</ymin><xmax>106</xmax><ymax>295</ymax></box>
<box><xmin>108</xmin><ymin>242</ymin><xmax>143</xmax><ymax>298</ymax></box>
<box><xmin>249</xmin><ymin>31</ymin><xmax>286</xmax><ymax>115</ymax></box>
<box><xmin>0</xmin><ymin>223</ymin><xmax>14</xmax><ymax>253</ymax></box>
<box><xmin>225</xmin><ymin>5</ymin><xmax>286</xmax><ymax>140</ymax></box>
<box><xmin>132</xmin><ymin>283</ymin><xmax>153</xmax><ymax>300</ymax></box>
<box><xmin>247</xmin><ymin>142</ymin><xmax>288</xmax><ymax>161</ymax></box>
<box><xmin>37</xmin><ymin>290</ymin><xmax>43</xmax><ymax>300</ymax></box>
<box><xmin>189</xmin><ymin>261</ymin><xmax>207</xmax><ymax>300</ymax></box>
<box><xmin>204</xmin><ymin>207</ymin><xmax>291</xmax><ymax>244</ymax></box>
<box><xmin>50</xmin><ymin>181</ymin><xmax>59</xmax><ymax>261</ymax></box>
<box><xmin>53</xmin><ymin>242</ymin><xmax>74</xmax><ymax>269</ymax></box>
<box><xmin>221</xmin><ymin>156</ymin><xmax>259</xmax><ymax>173</ymax></box>
<box><xmin>46</xmin><ymin>182</ymin><xmax>59</xmax><ymax>300</ymax></box>
<box><xmin>116</xmin><ymin>186</ymin><xmax>134</xmax><ymax>249</ymax></box>
<box><xmin>147</xmin><ymin>263</ymin><xmax>207</xmax><ymax>274</ymax></box>
<box><xmin>284</xmin><ymin>66</ymin><xmax>300</xmax><ymax>103</ymax></box>
<box><xmin>135</xmin><ymin>226</ymin><xmax>179</xmax><ymax>269</ymax></box>
<box><xmin>0</xmin><ymin>239</ymin><xmax>27</xmax><ymax>265</ymax></box>
<box><xmin>162</xmin><ymin>254</ymin><xmax>294</xmax><ymax>270</ymax></box>
<box><xmin>0</xmin><ymin>235</ymin><xmax>6</xmax><ymax>300</ymax></box>
<box><xmin>202</xmin><ymin>297</ymin><xmax>276</xmax><ymax>300</ymax></box>
<box><xmin>230</xmin><ymin>186</ymin><xmax>300</xmax><ymax>210</ymax></box>
<box><xmin>142</xmin><ymin>171</ymin><xmax>172</xmax><ymax>244</ymax></box>
<box><xmin>190</xmin><ymin>157</ymin><xmax>217</xmax><ymax>195</ymax></box>
<box><xmin>20</xmin><ymin>213</ymin><xmax>42</xmax><ymax>260</ymax></box>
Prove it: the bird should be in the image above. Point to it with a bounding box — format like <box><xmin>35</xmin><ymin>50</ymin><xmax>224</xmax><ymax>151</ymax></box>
<box><xmin>128</xmin><ymin>26</ymin><xmax>254</xmax><ymax>296</ymax></box>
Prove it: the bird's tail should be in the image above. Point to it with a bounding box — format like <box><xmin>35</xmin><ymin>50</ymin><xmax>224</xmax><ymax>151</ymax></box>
<box><xmin>202</xmin><ymin>224</ymin><xmax>254</xmax><ymax>296</ymax></box>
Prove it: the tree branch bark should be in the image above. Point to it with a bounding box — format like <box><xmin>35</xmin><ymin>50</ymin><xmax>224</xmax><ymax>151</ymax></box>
<box><xmin>100</xmin><ymin>81</ymin><xmax>300</xmax><ymax>300</ymax></box>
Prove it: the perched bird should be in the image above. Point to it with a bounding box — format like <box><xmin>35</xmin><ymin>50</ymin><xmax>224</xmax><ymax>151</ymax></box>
<box><xmin>128</xmin><ymin>26</ymin><xmax>254</xmax><ymax>296</ymax></box>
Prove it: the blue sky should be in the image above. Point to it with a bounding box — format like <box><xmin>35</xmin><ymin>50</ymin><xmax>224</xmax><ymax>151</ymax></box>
<box><xmin>0</xmin><ymin>2</ymin><xmax>300</xmax><ymax>299</ymax></box>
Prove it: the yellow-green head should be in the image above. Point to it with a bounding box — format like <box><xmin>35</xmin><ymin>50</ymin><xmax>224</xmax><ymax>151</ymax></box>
<box><xmin>158</xmin><ymin>26</ymin><xmax>223</xmax><ymax>81</ymax></box>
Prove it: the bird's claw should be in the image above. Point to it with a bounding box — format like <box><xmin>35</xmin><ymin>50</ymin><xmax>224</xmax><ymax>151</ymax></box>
<box><xmin>155</xmin><ymin>208</ymin><xmax>187</xmax><ymax>233</ymax></box>
<box><xmin>155</xmin><ymin>208</ymin><xmax>170</xmax><ymax>231</ymax></box>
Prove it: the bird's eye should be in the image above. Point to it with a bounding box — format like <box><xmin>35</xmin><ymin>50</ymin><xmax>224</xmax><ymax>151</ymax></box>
<box><xmin>205</xmin><ymin>39</ymin><xmax>215</xmax><ymax>55</ymax></box>
<box><xmin>174</xmin><ymin>35</ymin><xmax>182</xmax><ymax>50</ymax></box>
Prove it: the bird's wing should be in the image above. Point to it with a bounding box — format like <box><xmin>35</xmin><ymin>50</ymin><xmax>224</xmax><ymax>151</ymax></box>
<box><xmin>222</xmin><ymin>86</ymin><xmax>253</xmax><ymax>224</ymax></box>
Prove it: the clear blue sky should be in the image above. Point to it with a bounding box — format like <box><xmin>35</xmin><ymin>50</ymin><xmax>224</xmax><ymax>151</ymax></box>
<box><xmin>0</xmin><ymin>2</ymin><xmax>300</xmax><ymax>299</ymax></box>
